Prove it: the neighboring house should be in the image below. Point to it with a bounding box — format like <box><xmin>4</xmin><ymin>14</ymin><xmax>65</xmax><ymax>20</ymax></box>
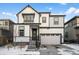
<box><xmin>0</xmin><ymin>19</ymin><xmax>14</xmax><ymax>45</ymax></box>
<box><xmin>65</xmin><ymin>16</ymin><xmax>79</xmax><ymax>43</ymax></box>
<box><xmin>13</xmin><ymin>5</ymin><xmax>65</xmax><ymax>46</ymax></box>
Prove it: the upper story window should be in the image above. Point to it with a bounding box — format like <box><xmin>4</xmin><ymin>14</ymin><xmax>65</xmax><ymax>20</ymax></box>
<box><xmin>19</xmin><ymin>26</ymin><xmax>25</xmax><ymax>36</ymax></box>
<box><xmin>5</xmin><ymin>21</ymin><xmax>8</xmax><ymax>25</ymax></box>
<box><xmin>23</xmin><ymin>14</ymin><xmax>35</xmax><ymax>22</ymax></box>
<box><xmin>54</xmin><ymin>17</ymin><xmax>59</xmax><ymax>25</ymax></box>
<box><xmin>42</xmin><ymin>17</ymin><xmax>46</xmax><ymax>23</ymax></box>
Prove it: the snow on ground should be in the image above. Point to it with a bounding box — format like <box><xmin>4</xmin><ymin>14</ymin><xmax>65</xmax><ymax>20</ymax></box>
<box><xmin>1</xmin><ymin>44</ymin><xmax>79</xmax><ymax>55</ymax></box>
<box><xmin>57</xmin><ymin>44</ymin><xmax>79</xmax><ymax>55</ymax></box>
<box><xmin>57</xmin><ymin>48</ymin><xmax>73</xmax><ymax>55</ymax></box>
<box><xmin>63</xmin><ymin>44</ymin><xmax>79</xmax><ymax>50</ymax></box>
<box><xmin>0</xmin><ymin>45</ymin><xmax>40</xmax><ymax>55</ymax></box>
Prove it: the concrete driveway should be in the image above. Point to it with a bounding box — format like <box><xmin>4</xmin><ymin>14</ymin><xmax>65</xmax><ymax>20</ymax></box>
<box><xmin>39</xmin><ymin>46</ymin><xmax>58</xmax><ymax>55</ymax></box>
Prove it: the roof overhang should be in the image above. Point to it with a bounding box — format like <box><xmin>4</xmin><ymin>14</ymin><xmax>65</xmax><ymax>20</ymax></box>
<box><xmin>14</xmin><ymin>23</ymin><xmax>41</xmax><ymax>25</ymax></box>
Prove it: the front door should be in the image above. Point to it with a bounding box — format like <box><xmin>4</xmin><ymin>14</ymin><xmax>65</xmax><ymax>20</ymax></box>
<box><xmin>32</xmin><ymin>29</ymin><xmax>37</xmax><ymax>40</ymax></box>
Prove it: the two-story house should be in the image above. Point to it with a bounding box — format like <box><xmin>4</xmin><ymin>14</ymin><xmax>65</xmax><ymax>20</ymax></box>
<box><xmin>13</xmin><ymin>5</ymin><xmax>65</xmax><ymax>46</ymax></box>
<box><xmin>65</xmin><ymin>16</ymin><xmax>79</xmax><ymax>43</ymax></box>
<box><xmin>0</xmin><ymin>19</ymin><xmax>14</xmax><ymax>45</ymax></box>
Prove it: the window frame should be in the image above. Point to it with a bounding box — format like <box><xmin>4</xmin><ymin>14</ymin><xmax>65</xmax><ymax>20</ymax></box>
<box><xmin>18</xmin><ymin>26</ymin><xmax>25</xmax><ymax>36</ymax></box>
<box><xmin>42</xmin><ymin>17</ymin><xmax>46</xmax><ymax>23</ymax></box>
<box><xmin>19</xmin><ymin>30</ymin><xmax>24</xmax><ymax>36</ymax></box>
<box><xmin>23</xmin><ymin>14</ymin><xmax>35</xmax><ymax>22</ymax></box>
<box><xmin>5</xmin><ymin>21</ymin><xmax>9</xmax><ymax>25</ymax></box>
<box><xmin>54</xmin><ymin>17</ymin><xmax>59</xmax><ymax>25</ymax></box>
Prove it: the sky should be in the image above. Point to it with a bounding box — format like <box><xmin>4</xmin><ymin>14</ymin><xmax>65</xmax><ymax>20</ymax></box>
<box><xmin>0</xmin><ymin>3</ymin><xmax>79</xmax><ymax>23</ymax></box>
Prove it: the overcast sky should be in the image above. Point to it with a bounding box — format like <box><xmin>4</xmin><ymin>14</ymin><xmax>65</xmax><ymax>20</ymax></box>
<box><xmin>0</xmin><ymin>3</ymin><xmax>79</xmax><ymax>23</ymax></box>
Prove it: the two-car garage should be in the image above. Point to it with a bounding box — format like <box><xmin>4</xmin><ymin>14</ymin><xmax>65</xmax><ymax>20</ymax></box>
<box><xmin>40</xmin><ymin>34</ymin><xmax>61</xmax><ymax>45</ymax></box>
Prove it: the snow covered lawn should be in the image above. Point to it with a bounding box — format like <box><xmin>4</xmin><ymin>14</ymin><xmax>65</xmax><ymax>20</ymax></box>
<box><xmin>57</xmin><ymin>44</ymin><xmax>79</xmax><ymax>55</ymax></box>
<box><xmin>0</xmin><ymin>44</ymin><xmax>40</xmax><ymax>55</ymax></box>
<box><xmin>1</xmin><ymin>44</ymin><xmax>79</xmax><ymax>55</ymax></box>
<box><xmin>63</xmin><ymin>44</ymin><xmax>79</xmax><ymax>50</ymax></box>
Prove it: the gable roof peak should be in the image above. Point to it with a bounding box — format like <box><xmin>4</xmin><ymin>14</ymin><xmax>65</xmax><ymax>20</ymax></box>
<box><xmin>16</xmin><ymin>5</ymin><xmax>39</xmax><ymax>15</ymax></box>
<box><xmin>27</xmin><ymin>4</ymin><xmax>31</xmax><ymax>7</ymax></box>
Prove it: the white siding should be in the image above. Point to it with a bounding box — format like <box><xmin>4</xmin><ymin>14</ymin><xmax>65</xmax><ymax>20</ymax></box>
<box><xmin>40</xmin><ymin>13</ymin><xmax>49</xmax><ymax>27</ymax></box>
<box><xmin>14</xmin><ymin>37</ymin><xmax>29</xmax><ymax>42</ymax></box>
<box><xmin>17</xmin><ymin>7</ymin><xmax>40</xmax><ymax>23</ymax></box>
<box><xmin>40</xmin><ymin>28</ymin><xmax>63</xmax><ymax>34</ymax></box>
<box><xmin>50</xmin><ymin>17</ymin><xmax>64</xmax><ymax>27</ymax></box>
<box><xmin>15</xmin><ymin>6</ymin><xmax>65</xmax><ymax>45</ymax></box>
<box><xmin>13</xmin><ymin>25</ymin><xmax>30</xmax><ymax>42</ymax></box>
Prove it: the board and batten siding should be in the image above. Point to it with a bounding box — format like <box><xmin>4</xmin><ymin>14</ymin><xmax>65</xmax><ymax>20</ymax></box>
<box><xmin>17</xmin><ymin>7</ymin><xmax>40</xmax><ymax>23</ymax></box>
<box><xmin>13</xmin><ymin>25</ymin><xmax>30</xmax><ymax>42</ymax></box>
<box><xmin>50</xmin><ymin>17</ymin><xmax>64</xmax><ymax>27</ymax></box>
<box><xmin>40</xmin><ymin>13</ymin><xmax>50</xmax><ymax>27</ymax></box>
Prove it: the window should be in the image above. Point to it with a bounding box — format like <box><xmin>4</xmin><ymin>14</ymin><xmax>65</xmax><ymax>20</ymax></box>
<box><xmin>19</xmin><ymin>30</ymin><xmax>24</xmax><ymax>36</ymax></box>
<box><xmin>23</xmin><ymin>14</ymin><xmax>35</xmax><ymax>22</ymax></box>
<box><xmin>5</xmin><ymin>21</ymin><xmax>8</xmax><ymax>25</ymax></box>
<box><xmin>42</xmin><ymin>17</ymin><xmax>46</xmax><ymax>23</ymax></box>
<box><xmin>19</xmin><ymin>26</ymin><xmax>24</xmax><ymax>36</ymax></box>
<box><xmin>54</xmin><ymin>17</ymin><xmax>59</xmax><ymax>25</ymax></box>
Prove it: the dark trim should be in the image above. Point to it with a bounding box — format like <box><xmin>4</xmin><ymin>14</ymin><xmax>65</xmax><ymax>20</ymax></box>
<box><xmin>17</xmin><ymin>15</ymin><xmax>19</xmax><ymax>23</ymax></box>
<box><xmin>14</xmin><ymin>23</ymin><xmax>41</xmax><ymax>25</ymax></box>
<box><xmin>60</xmin><ymin>34</ymin><xmax>62</xmax><ymax>44</ymax></box>
<box><xmin>39</xmin><ymin>12</ymin><xmax>51</xmax><ymax>14</ymax></box>
<box><xmin>16</xmin><ymin>5</ymin><xmax>39</xmax><ymax>15</ymax></box>
<box><xmin>50</xmin><ymin>15</ymin><xmax>65</xmax><ymax>17</ymax></box>
<box><xmin>65</xmin><ymin>16</ymin><xmax>79</xmax><ymax>25</ymax></box>
<box><xmin>15</xmin><ymin>36</ymin><xmax>30</xmax><ymax>37</ymax></box>
<box><xmin>40</xmin><ymin>33</ymin><xmax>61</xmax><ymax>35</ymax></box>
<box><xmin>40</xmin><ymin>27</ymin><xmax>64</xmax><ymax>28</ymax></box>
<box><xmin>22</xmin><ymin>13</ymin><xmax>35</xmax><ymax>15</ymax></box>
<box><xmin>74</xmin><ymin>27</ymin><xmax>79</xmax><ymax>29</ymax></box>
<box><xmin>39</xmin><ymin>13</ymin><xmax>41</xmax><ymax>25</ymax></box>
<box><xmin>63</xmin><ymin>16</ymin><xmax>65</xmax><ymax>44</ymax></box>
<box><xmin>49</xmin><ymin>14</ymin><xmax>50</xmax><ymax>27</ymax></box>
<box><xmin>13</xmin><ymin>42</ymin><xmax>29</xmax><ymax>45</ymax></box>
<box><xmin>38</xmin><ymin>24</ymin><xmax>40</xmax><ymax>41</ymax></box>
<box><xmin>29</xmin><ymin>24</ymin><xmax>30</xmax><ymax>41</ymax></box>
